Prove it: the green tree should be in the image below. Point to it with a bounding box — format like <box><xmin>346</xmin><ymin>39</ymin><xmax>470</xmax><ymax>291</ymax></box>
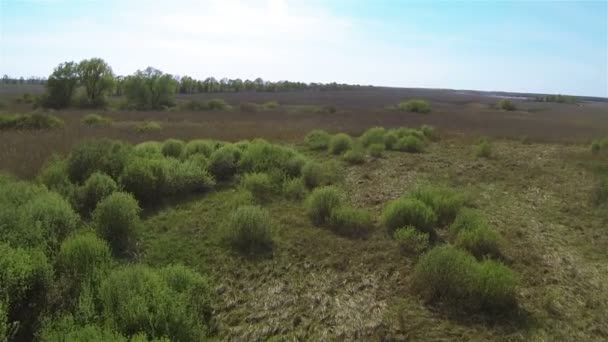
<box><xmin>123</xmin><ymin>67</ymin><xmax>177</xmax><ymax>110</ymax></box>
<box><xmin>77</xmin><ymin>58</ymin><xmax>115</xmax><ymax>107</ymax></box>
<box><xmin>43</xmin><ymin>61</ymin><xmax>79</xmax><ymax>109</ymax></box>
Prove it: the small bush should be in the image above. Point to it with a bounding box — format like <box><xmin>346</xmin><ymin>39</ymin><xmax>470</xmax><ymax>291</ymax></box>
<box><xmin>136</xmin><ymin>121</ymin><xmax>162</xmax><ymax>133</ymax></box>
<box><xmin>329</xmin><ymin>133</ymin><xmax>353</xmax><ymax>155</ymax></box>
<box><xmin>184</xmin><ymin>139</ymin><xmax>216</xmax><ymax>158</ymax></box>
<box><xmin>82</xmin><ymin>114</ymin><xmax>112</xmax><ymax>127</ymax></box>
<box><xmin>283</xmin><ymin>178</ymin><xmax>307</xmax><ymax>200</ymax></box>
<box><xmin>398</xmin><ymin>99</ymin><xmax>431</xmax><ymax>113</ymax></box>
<box><xmin>226</xmin><ymin>205</ymin><xmax>273</xmax><ymax>254</ymax></box>
<box><xmin>381</xmin><ymin>197</ymin><xmax>437</xmax><ymax>234</ymax></box>
<box><xmin>409</xmin><ymin>185</ymin><xmax>464</xmax><ymax>226</ymax></box>
<box><xmin>58</xmin><ymin>231</ymin><xmax>112</xmax><ymax>282</ymax></box>
<box><xmin>591</xmin><ymin>140</ymin><xmax>601</xmax><ymax>155</ymax></box>
<box><xmin>180</xmin><ymin>99</ymin><xmax>208</xmax><ymax>111</ymax></box>
<box><xmin>384</xmin><ymin>131</ymin><xmax>398</xmax><ymax>150</ymax></box>
<box><xmin>0</xmin><ymin>113</ymin><xmax>64</xmax><ymax>130</ymax></box>
<box><xmin>394</xmin><ymin>226</ymin><xmax>429</xmax><ymax>254</ymax></box>
<box><xmin>328</xmin><ymin>206</ymin><xmax>373</xmax><ymax>238</ymax></box>
<box><xmin>359</xmin><ymin>127</ymin><xmax>385</xmax><ymax>147</ymax></box>
<box><xmin>74</xmin><ymin>172</ymin><xmax>118</xmax><ymax>217</ymax></box>
<box><xmin>343</xmin><ymin>146</ymin><xmax>366</xmax><ymax>164</ymax></box>
<box><xmin>241</xmin><ymin>172</ymin><xmax>275</xmax><ymax>202</ymax></box>
<box><xmin>134</xmin><ymin>141</ymin><xmax>163</xmax><ymax>157</ymax></box>
<box><xmin>421</xmin><ymin>125</ymin><xmax>439</xmax><ymax>141</ymax></box>
<box><xmin>285</xmin><ymin>155</ymin><xmax>307</xmax><ymax>178</ymax></box>
<box><xmin>321</xmin><ymin>104</ymin><xmax>337</xmax><ymax>114</ymax></box>
<box><xmin>164</xmin><ymin>159</ymin><xmax>215</xmax><ymax>195</ymax></box>
<box><xmin>207</xmin><ymin>98</ymin><xmax>229</xmax><ymax>110</ymax></box>
<box><xmin>67</xmin><ymin>139</ymin><xmax>133</xmax><ymax>183</ymax></box>
<box><xmin>301</xmin><ymin>160</ymin><xmax>341</xmax><ymax>188</ymax></box>
<box><xmin>394</xmin><ymin>136</ymin><xmax>424</xmax><ymax>153</ymax></box>
<box><xmin>92</xmin><ymin>192</ymin><xmax>141</xmax><ymax>257</ymax></box>
<box><xmin>161</xmin><ymin>139</ymin><xmax>185</xmax><ymax>158</ymax></box>
<box><xmin>449</xmin><ymin>208</ymin><xmax>486</xmax><ymax>235</ymax></box>
<box><xmin>497</xmin><ymin>99</ymin><xmax>516</xmax><ymax>111</ymax></box>
<box><xmin>262</xmin><ymin>101</ymin><xmax>279</xmax><ymax>109</ymax></box>
<box><xmin>455</xmin><ymin>225</ymin><xmax>502</xmax><ymax>259</ymax></box>
<box><xmin>368</xmin><ymin>143</ymin><xmax>385</xmax><ymax>157</ymax></box>
<box><xmin>22</xmin><ymin>192</ymin><xmax>80</xmax><ymax>250</ymax></box>
<box><xmin>475</xmin><ymin>260</ymin><xmax>518</xmax><ymax>313</ymax></box>
<box><xmin>306</xmin><ymin>186</ymin><xmax>342</xmax><ymax>225</ymax></box>
<box><xmin>239</xmin><ymin>102</ymin><xmax>258</xmax><ymax>112</ymax></box>
<box><xmin>208</xmin><ymin>145</ymin><xmax>239</xmax><ymax>181</ymax></box>
<box><xmin>37</xmin><ymin>155</ymin><xmax>74</xmax><ymax>199</ymax></box>
<box><xmin>305</xmin><ymin>129</ymin><xmax>331</xmax><ymax>150</ymax></box>
<box><xmin>474</xmin><ymin>137</ymin><xmax>492</xmax><ymax>158</ymax></box>
<box><xmin>119</xmin><ymin>157</ymin><xmax>166</xmax><ymax>203</ymax></box>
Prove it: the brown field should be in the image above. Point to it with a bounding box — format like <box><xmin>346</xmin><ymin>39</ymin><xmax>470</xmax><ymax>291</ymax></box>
<box><xmin>1</xmin><ymin>86</ymin><xmax>607</xmax><ymax>179</ymax></box>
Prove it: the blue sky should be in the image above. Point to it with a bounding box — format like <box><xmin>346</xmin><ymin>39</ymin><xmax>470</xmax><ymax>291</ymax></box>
<box><xmin>1</xmin><ymin>0</ymin><xmax>606</xmax><ymax>96</ymax></box>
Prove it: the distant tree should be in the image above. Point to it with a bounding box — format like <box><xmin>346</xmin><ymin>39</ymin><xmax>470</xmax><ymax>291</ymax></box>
<box><xmin>179</xmin><ymin>76</ymin><xmax>196</xmax><ymax>94</ymax></box>
<box><xmin>42</xmin><ymin>61</ymin><xmax>79</xmax><ymax>109</ymax></box>
<box><xmin>77</xmin><ymin>58</ymin><xmax>115</xmax><ymax>107</ymax></box>
<box><xmin>123</xmin><ymin>67</ymin><xmax>177</xmax><ymax>109</ymax></box>
<box><xmin>114</xmin><ymin>75</ymin><xmax>125</xmax><ymax>96</ymax></box>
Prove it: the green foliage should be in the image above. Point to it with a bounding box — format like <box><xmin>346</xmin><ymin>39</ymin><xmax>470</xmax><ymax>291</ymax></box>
<box><xmin>57</xmin><ymin>231</ymin><xmax>112</xmax><ymax>283</ymax></box>
<box><xmin>37</xmin><ymin>155</ymin><xmax>74</xmax><ymax>199</ymax></box>
<box><xmin>301</xmin><ymin>160</ymin><xmax>341</xmax><ymax>188</ymax></box>
<box><xmin>164</xmin><ymin>159</ymin><xmax>215</xmax><ymax>196</ymax></box>
<box><xmin>239</xmin><ymin>102</ymin><xmax>259</xmax><ymax>112</ymax></box>
<box><xmin>409</xmin><ymin>185</ymin><xmax>464</xmax><ymax>226</ymax></box>
<box><xmin>421</xmin><ymin>125</ymin><xmax>439</xmax><ymax>141</ymax></box>
<box><xmin>535</xmin><ymin>94</ymin><xmax>577</xmax><ymax>104</ymax></box>
<box><xmin>67</xmin><ymin>139</ymin><xmax>133</xmax><ymax>183</ymax></box>
<box><xmin>207</xmin><ymin>98</ymin><xmax>229</xmax><ymax>110</ymax></box>
<box><xmin>184</xmin><ymin>139</ymin><xmax>216</xmax><ymax>158</ymax></box>
<box><xmin>262</xmin><ymin>101</ymin><xmax>279</xmax><ymax>109</ymax></box>
<box><xmin>591</xmin><ymin>141</ymin><xmax>600</xmax><ymax>155</ymax></box>
<box><xmin>238</xmin><ymin>139</ymin><xmax>305</xmax><ymax>178</ymax></box>
<box><xmin>449</xmin><ymin>208</ymin><xmax>486</xmax><ymax>235</ymax></box>
<box><xmin>82</xmin><ymin>113</ymin><xmax>112</xmax><ymax>127</ymax></box>
<box><xmin>283</xmin><ymin>177</ymin><xmax>307</xmax><ymax>200</ymax></box>
<box><xmin>123</xmin><ymin>67</ymin><xmax>177</xmax><ymax>110</ymax></box>
<box><xmin>208</xmin><ymin>144</ymin><xmax>240</xmax><ymax>181</ymax></box>
<box><xmin>394</xmin><ymin>226</ymin><xmax>429</xmax><ymax>254</ymax></box>
<box><xmin>41</xmin><ymin>61</ymin><xmax>79</xmax><ymax>109</ymax></box>
<box><xmin>329</xmin><ymin>133</ymin><xmax>353</xmax><ymax>154</ymax></box>
<box><xmin>306</xmin><ymin>186</ymin><xmax>342</xmax><ymax>225</ymax></box>
<box><xmin>0</xmin><ymin>113</ymin><xmax>64</xmax><ymax>130</ymax></box>
<box><xmin>497</xmin><ymin>99</ymin><xmax>516</xmax><ymax>111</ymax></box>
<box><xmin>226</xmin><ymin>205</ymin><xmax>273</xmax><ymax>254</ymax></box>
<box><xmin>398</xmin><ymin>99</ymin><xmax>431</xmax><ymax>113</ymax></box>
<box><xmin>474</xmin><ymin>137</ymin><xmax>492</xmax><ymax>158</ymax></box>
<box><xmin>99</xmin><ymin>264</ymin><xmax>209</xmax><ymax>340</ymax></box>
<box><xmin>179</xmin><ymin>99</ymin><xmax>208</xmax><ymax>111</ymax></box>
<box><xmin>305</xmin><ymin>129</ymin><xmax>331</xmax><ymax>150</ymax></box>
<box><xmin>383</xmin><ymin>131</ymin><xmax>398</xmax><ymax>150</ymax></box>
<box><xmin>92</xmin><ymin>192</ymin><xmax>140</xmax><ymax>257</ymax></box>
<box><xmin>241</xmin><ymin>173</ymin><xmax>275</xmax><ymax>202</ymax></box>
<box><xmin>134</xmin><ymin>141</ymin><xmax>163</xmax><ymax>157</ymax></box>
<box><xmin>119</xmin><ymin>157</ymin><xmax>166</xmax><ymax>203</ymax></box>
<box><xmin>412</xmin><ymin>246</ymin><xmax>517</xmax><ymax>313</ymax></box>
<box><xmin>368</xmin><ymin>143</ymin><xmax>385</xmax><ymax>157</ymax></box>
<box><xmin>455</xmin><ymin>225</ymin><xmax>502</xmax><ymax>259</ymax></box>
<box><xmin>161</xmin><ymin>139</ymin><xmax>185</xmax><ymax>158</ymax></box>
<box><xmin>135</xmin><ymin>121</ymin><xmax>162</xmax><ymax>133</ymax></box>
<box><xmin>328</xmin><ymin>206</ymin><xmax>373</xmax><ymax>238</ymax></box>
<box><xmin>39</xmin><ymin>318</ymin><xmax>128</xmax><ymax>342</ymax></box>
<box><xmin>343</xmin><ymin>145</ymin><xmax>366</xmax><ymax>164</ymax></box>
<box><xmin>74</xmin><ymin>172</ymin><xmax>118</xmax><ymax>217</ymax></box>
<box><xmin>381</xmin><ymin>197</ymin><xmax>437</xmax><ymax>234</ymax></box>
<box><xmin>394</xmin><ymin>135</ymin><xmax>424</xmax><ymax>153</ymax></box>
<box><xmin>77</xmin><ymin>58</ymin><xmax>115</xmax><ymax>108</ymax></box>
<box><xmin>359</xmin><ymin>127</ymin><xmax>386</xmax><ymax>147</ymax></box>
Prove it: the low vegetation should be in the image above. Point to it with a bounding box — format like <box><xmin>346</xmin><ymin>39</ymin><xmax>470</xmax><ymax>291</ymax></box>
<box><xmin>397</xmin><ymin>99</ymin><xmax>431</xmax><ymax>113</ymax></box>
<box><xmin>474</xmin><ymin>137</ymin><xmax>493</xmax><ymax>158</ymax></box>
<box><xmin>497</xmin><ymin>99</ymin><xmax>516</xmax><ymax>111</ymax></box>
<box><xmin>0</xmin><ymin>113</ymin><xmax>63</xmax><ymax>130</ymax></box>
<box><xmin>82</xmin><ymin>113</ymin><xmax>112</xmax><ymax>127</ymax></box>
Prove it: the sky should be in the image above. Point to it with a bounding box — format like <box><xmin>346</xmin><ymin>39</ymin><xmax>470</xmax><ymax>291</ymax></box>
<box><xmin>1</xmin><ymin>0</ymin><xmax>607</xmax><ymax>97</ymax></box>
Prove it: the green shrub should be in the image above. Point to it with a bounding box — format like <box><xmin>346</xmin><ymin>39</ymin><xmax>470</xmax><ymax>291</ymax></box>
<box><xmin>238</xmin><ymin>139</ymin><xmax>303</xmax><ymax>177</ymax></box>
<box><xmin>262</xmin><ymin>101</ymin><xmax>279</xmax><ymax>109</ymax></box>
<box><xmin>239</xmin><ymin>102</ymin><xmax>258</xmax><ymax>112</ymax></box>
<box><xmin>180</xmin><ymin>99</ymin><xmax>208</xmax><ymax>111</ymax></box>
<box><xmin>241</xmin><ymin>172</ymin><xmax>275</xmax><ymax>202</ymax></box>
<box><xmin>226</xmin><ymin>205</ymin><xmax>273</xmax><ymax>254</ymax></box>
<box><xmin>283</xmin><ymin>178</ymin><xmax>307</xmax><ymax>200</ymax></box>
<box><xmin>67</xmin><ymin>139</ymin><xmax>133</xmax><ymax>183</ymax></box>
<box><xmin>409</xmin><ymin>185</ymin><xmax>464</xmax><ymax>226</ymax></box>
<box><xmin>596</xmin><ymin>175</ymin><xmax>608</xmax><ymax>205</ymax></box>
<box><xmin>497</xmin><ymin>99</ymin><xmax>516</xmax><ymax>111</ymax></box>
<box><xmin>328</xmin><ymin>206</ymin><xmax>373</xmax><ymax>238</ymax></box>
<box><xmin>398</xmin><ymin>99</ymin><xmax>431</xmax><ymax>113</ymax></box>
<box><xmin>136</xmin><ymin>121</ymin><xmax>162</xmax><ymax>133</ymax></box>
<box><xmin>0</xmin><ymin>113</ymin><xmax>64</xmax><ymax>130</ymax></box>
<box><xmin>475</xmin><ymin>260</ymin><xmax>518</xmax><ymax>313</ymax></box>
<box><xmin>392</xmin><ymin>127</ymin><xmax>426</xmax><ymax>140</ymax></box>
<box><xmin>164</xmin><ymin>159</ymin><xmax>215</xmax><ymax>195</ymax></box>
<box><xmin>305</xmin><ymin>129</ymin><xmax>331</xmax><ymax>150</ymax></box>
<box><xmin>394</xmin><ymin>136</ymin><xmax>424</xmax><ymax>153</ymax></box>
<box><xmin>306</xmin><ymin>186</ymin><xmax>342</xmax><ymax>225</ymax></box>
<box><xmin>381</xmin><ymin>197</ymin><xmax>436</xmax><ymax>234</ymax></box>
<box><xmin>368</xmin><ymin>143</ymin><xmax>385</xmax><ymax>157</ymax></box>
<box><xmin>74</xmin><ymin>172</ymin><xmax>118</xmax><ymax>217</ymax></box>
<box><xmin>421</xmin><ymin>125</ymin><xmax>439</xmax><ymax>141</ymax></box>
<box><xmin>343</xmin><ymin>146</ymin><xmax>366</xmax><ymax>164</ymax></box>
<box><xmin>99</xmin><ymin>265</ymin><xmax>209</xmax><ymax>341</ymax></box>
<box><xmin>449</xmin><ymin>208</ymin><xmax>486</xmax><ymax>235</ymax></box>
<box><xmin>474</xmin><ymin>137</ymin><xmax>492</xmax><ymax>158</ymax></box>
<box><xmin>301</xmin><ymin>160</ymin><xmax>341</xmax><ymax>188</ymax></box>
<box><xmin>82</xmin><ymin>114</ymin><xmax>112</xmax><ymax>127</ymax></box>
<box><xmin>208</xmin><ymin>145</ymin><xmax>240</xmax><ymax>181</ymax></box>
<box><xmin>161</xmin><ymin>139</ymin><xmax>185</xmax><ymax>158</ymax></box>
<box><xmin>92</xmin><ymin>192</ymin><xmax>140</xmax><ymax>257</ymax></box>
<box><xmin>207</xmin><ymin>98</ymin><xmax>229</xmax><ymax>110</ymax></box>
<box><xmin>184</xmin><ymin>139</ymin><xmax>216</xmax><ymax>158</ymax></box>
<box><xmin>285</xmin><ymin>155</ymin><xmax>307</xmax><ymax>178</ymax></box>
<box><xmin>58</xmin><ymin>231</ymin><xmax>112</xmax><ymax>282</ymax></box>
<box><xmin>591</xmin><ymin>140</ymin><xmax>601</xmax><ymax>155</ymax></box>
<box><xmin>134</xmin><ymin>141</ymin><xmax>163</xmax><ymax>157</ymax></box>
<box><xmin>329</xmin><ymin>133</ymin><xmax>353</xmax><ymax>154</ymax></box>
<box><xmin>119</xmin><ymin>157</ymin><xmax>166</xmax><ymax>203</ymax></box>
<box><xmin>40</xmin><ymin>318</ymin><xmax>129</xmax><ymax>342</ymax></box>
<box><xmin>384</xmin><ymin>131</ymin><xmax>398</xmax><ymax>150</ymax></box>
<box><xmin>394</xmin><ymin>226</ymin><xmax>429</xmax><ymax>254</ymax></box>
<box><xmin>319</xmin><ymin>104</ymin><xmax>337</xmax><ymax>114</ymax></box>
<box><xmin>359</xmin><ymin>127</ymin><xmax>385</xmax><ymax>147</ymax></box>
<box><xmin>37</xmin><ymin>155</ymin><xmax>74</xmax><ymax>199</ymax></box>
<box><xmin>455</xmin><ymin>225</ymin><xmax>502</xmax><ymax>259</ymax></box>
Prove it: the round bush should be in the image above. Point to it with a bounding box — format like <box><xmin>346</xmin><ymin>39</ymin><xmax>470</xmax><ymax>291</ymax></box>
<box><xmin>23</xmin><ymin>192</ymin><xmax>80</xmax><ymax>249</ymax></box>
<box><xmin>283</xmin><ymin>177</ymin><xmax>307</xmax><ymax>200</ymax></box>
<box><xmin>497</xmin><ymin>99</ymin><xmax>516</xmax><ymax>111</ymax></box>
<box><xmin>58</xmin><ymin>232</ymin><xmax>112</xmax><ymax>281</ymax></box>
<box><xmin>240</xmin><ymin>102</ymin><xmax>258</xmax><ymax>112</ymax></box>
<box><xmin>395</xmin><ymin>136</ymin><xmax>424</xmax><ymax>153</ymax></box>
<box><xmin>359</xmin><ymin>127</ymin><xmax>385</xmax><ymax>147</ymax></box>
<box><xmin>226</xmin><ymin>205</ymin><xmax>273</xmax><ymax>254</ymax></box>
<box><xmin>384</xmin><ymin>131</ymin><xmax>399</xmax><ymax>150</ymax></box>
<box><xmin>119</xmin><ymin>158</ymin><xmax>166</xmax><ymax>204</ymax></box>
<box><xmin>301</xmin><ymin>161</ymin><xmax>340</xmax><ymax>188</ymax></box>
<box><xmin>328</xmin><ymin>206</ymin><xmax>373</xmax><ymax>238</ymax></box>
<box><xmin>409</xmin><ymin>185</ymin><xmax>464</xmax><ymax>226</ymax></box>
<box><xmin>285</xmin><ymin>155</ymin><xmax>307</xmax><ymax>178</ymax></box>
<box><xmin>208</xmin><ymin>145</ymin><xmax>239</xmax><ymax>181</ymax></box>
<box><xmin>476</xmin><ymin>260</ymin><xmax>517</xmax><ymax>312</ymax></box>
<box><xmin>92</xmin><ymin>192</ymin><xmax>141</xmax><ymax>257</ymax></box>
<box><xmin>76</xmin><ymin>172</ymin><xmax>118</xmax><ymax>217</ymax></box>
<box><xmin>164</xmin><ymin>159</ymin><xmax>215</xmax><ymax>195</ymax></box>
<box><xmin>37</xmin><ymin>155</ymin><xmax>74</xmax><ymax>200</ymax></box>
<box><xmin>82</xmin><ymin>114</ymin><xmax>112</xmax><ymax>127</ymax></box>
<box><xmin>241</xmin><ymin>172</ymin><xmax>275</xmax><ymax>202</ymax></box>
<box><xmin>474</xmin><ymin>138</ymin><xmax>492</xmax><ymax>158</ymax></box>
<box><xmin>305</xmin><ymin>129</ymin><xmax>331</xmax><ymax>150</ymax></box>
<box><xmin>67</xmin><ymin>139</ymin><xmax>133</xmax><ymax>184</ymax></box>
<box><xmin>136</xmin><ymin>121</ymin><xmax>162</xmax><ymax>133</ymax></box>
<box><xmin>449</xmin><ymin>208</ymin><xmax>486</xmax><ymax>235</ymax></box>
<box><xmin>381</xmin><ymin>197</ymin><xmax>437</xmax><ymax>234</ymax></box>
<box><xmin>184</xmin><ymin>139</ymin><xmax>216</xmax><ymax>158</ymax></box>
<box><xmin>161</xmin><ymin>139</ymin><xmax>185</xmax><ymax>158</ymax></box>
<box><xmin>368</xmin><ymin>143</ymin><xmax>385</xmax><ymax>158</ymax></box>
<box><xmin>398</xmin><ymin>99</ymin><xmax>431</xmax><ymax>113</ymax></box>
<box><xmin>394</xmin><ymin>226</ymin><xmax>429</xmax><ymax>254</ymax></box>
<box><xmin>455</xmin><ymin>226</ymin><xmax>501</xmax><ymax>259</ymax></box>
<box><xmin>591</xmin><ymin>141</ymin><xmax>600</xmax><ymax>155</ymax></box>
<box><xmin>421</xmin><ymin>125</ymin><xmax>439</xmax><ymax>141</ymax></box>
<box><xmin>329</xmin><ymin>133</ymin><xmax>353</xmax><ymax>155</ymax></box>
<box><xmin>343</xmin><ymin>146</ymin><xmax>366</xmax><ymax>164</ymax></box>
<box><xmin>306</xmin><ymin>186</ymin><xmax>342</xmax><ymax>225</ymax></box>
<box><xmin>134</xmin><ymin>141</ymin><xmax>163</xmax><ymax>157</ymax></box>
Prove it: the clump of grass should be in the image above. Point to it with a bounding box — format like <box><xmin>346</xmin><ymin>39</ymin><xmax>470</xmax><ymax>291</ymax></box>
<box><xmin>368</xmin><ymin>143</ymin><xmax>385</xmax><ymax>158</ymax></box>
<box><xmin>136</xmin><ymin>121</ymin><xmax>162</xmax><ymax>133</ymax></box>
<box><xmin>591</xmin><ymin>141</ymin><xmax>601</xmax><ymax>155</ymax></box>
<box><xmin>394</xmin><ymin>226</ymin><xmax>429</xmax><ymax>254</ymax></box>
<box><xmin>119</xmin><ymin>157</ymin><xmax>166</xmax><ymax>203</ymax></box>
<box><xmin>409</xmin><ymin>185</ymin><xmax>464</xmax><ymax>226</ymax></box>
<box><xmin>359</xmin><ymin>127</ymin><xmax>386</xmax><ymax>147</ymax></box>
<box><xmin>241</xmin><ymin>172</ymin><xmax>275</xmax><ymax>202</ymax></box>
<box><xmin>262</xmin><ymin>101</ymin><xmax>279</xmax><ymax>109</ymax></box>
<box><xmin>317</xmin><ymin>104</ymin><xmax>337</xmax><ymax>114</ymax></box>
<box><xmin>208</xmin><ymin>145</ymin><xmax>240</xmax><ymax>181</ymax></box>
<box><xmin>184</xmin><ymin>139</ymin><xmax>216</xmax><ymax>158</ymax></box>
<box><xmin>497</xmin><ymin>99</ymin><xmax>516</xmax><ymax>111</ymax></box>
<box><xmin>57</xmin><ymin>231</ymin><xmax>112</xmax><ymax>282</ymax></box>
<box><xmin>164</xmin><ymin>159</ymin><xmax>215</xmax><ymax>195</ymax></box>
<box><xmin>239</xmin><ymin>102</ymin><xmax>259</xmax><ymax>112</ymax></box>
<box><xmin>381</xmin><ymin>197</ymin><xmax>437</xmax><ymax>234</ymax></box>
<box><xmin>420</xmin><ymin>125</ymin><xmax>439</xmax><ymax>141</ymax></box>
<box><xmin>301</xmin><ymin>160</ymin><xmax>341</xmax><ymax>188</ymax></box>
<box><xmin>226</xmin><ymin>205</ymin><xmax>273</xmax><ymax>254</ymax></box>
<box><xmin>328</xmin><ymin>206</ymin><xmax>373</xmax><ymax>238</ymax></box>
<box><xmin>455</xmin><ymin>225</ymin><xmax>502</xmax><ymax>259</ymax></box>
<box><xmin>384</xmin><ymin>131</ymin><xmax>399</xmax><ymax>150</ymax></box>
<box><xmin>207</xmin><ymin>98</ymin><xmax>230</xmax><ymax>110</ymax></box>
<box><xmin>394</xmin><ymin>135</ymin><xmax>424</xmax><ymax>153</ymax></box>
<box><xmin>449</xmin><ymin>208</ymin><xmax>486</xmax><ymax>235</ymax></box>
<box><xmin>398</xmin><ymin>99</ymin><xmax>431</xmax><ymax>113</ymax></box>
<box><xmin>343</xmin><ymin>145</ymin><xmax>366</xmax><ymax>164</ymax></box>
<box><xmin>161</xmin><ymin>139</ymin><xmax>185</xmax><ymax>158</ymax></box>
<box><xmin>329</xmin><ymin>133</ymin><xmax>353</xmax><ymax>155</ymax></box>
<box><xmin>474</xmin><ymin>137</ymin><xmax>492</xmax><ymax>158</ymax></box>
<box><xmin>594</xmin><ymin>175</ymin><xmax>608</xmax><ymax>205</ymax></box>
<box><xmin>82</xmin><ymin>113</ymin><xmax>112</xmax><ymax>127</ymax></box>
<box><xmin>73</xmin><ymin>172</ymin><xmax>119</xmax><ymax>218</ymax></box>
<box><xmin>92</xmin><ymin>192</ymin><xmax>141</xmax><ymax>258</ymax></box>
<box><xmin>283</xmin><ymin>177</ymin><xmax>307</xmax><ymax>200</ymax></box>
<box><xmin>306</xmin><ymin>186</ymin><xmax>342</xmax><ymax>225</ymax></box>
<box><xmin>0</xmin><ymin>113</ymin><xmax>64</xmax><ymax>130</ymax></box>
<box><xmin>305</xmin><ymin>129</ymin><xmax>331</xmax><ymax>151</ymax></box>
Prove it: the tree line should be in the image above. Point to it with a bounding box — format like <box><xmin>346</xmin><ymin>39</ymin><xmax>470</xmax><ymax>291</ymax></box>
<box><xmin>19</xmin><ymin>58</ymin><xmax>363</xmax><ymax>110</ymax></box>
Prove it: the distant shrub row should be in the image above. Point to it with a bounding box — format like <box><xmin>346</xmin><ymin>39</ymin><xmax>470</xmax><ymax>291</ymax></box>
<box><xmin>0</xmin><ymin>113</ymin><xmax>63</xmax><ymax>130</ymax></box>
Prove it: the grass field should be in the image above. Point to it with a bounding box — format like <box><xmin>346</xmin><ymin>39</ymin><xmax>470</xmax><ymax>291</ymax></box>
<box><xmin>1</xmin><ymin>86</ymin><xmax>607</xmax><ymax>341</ymax></box>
